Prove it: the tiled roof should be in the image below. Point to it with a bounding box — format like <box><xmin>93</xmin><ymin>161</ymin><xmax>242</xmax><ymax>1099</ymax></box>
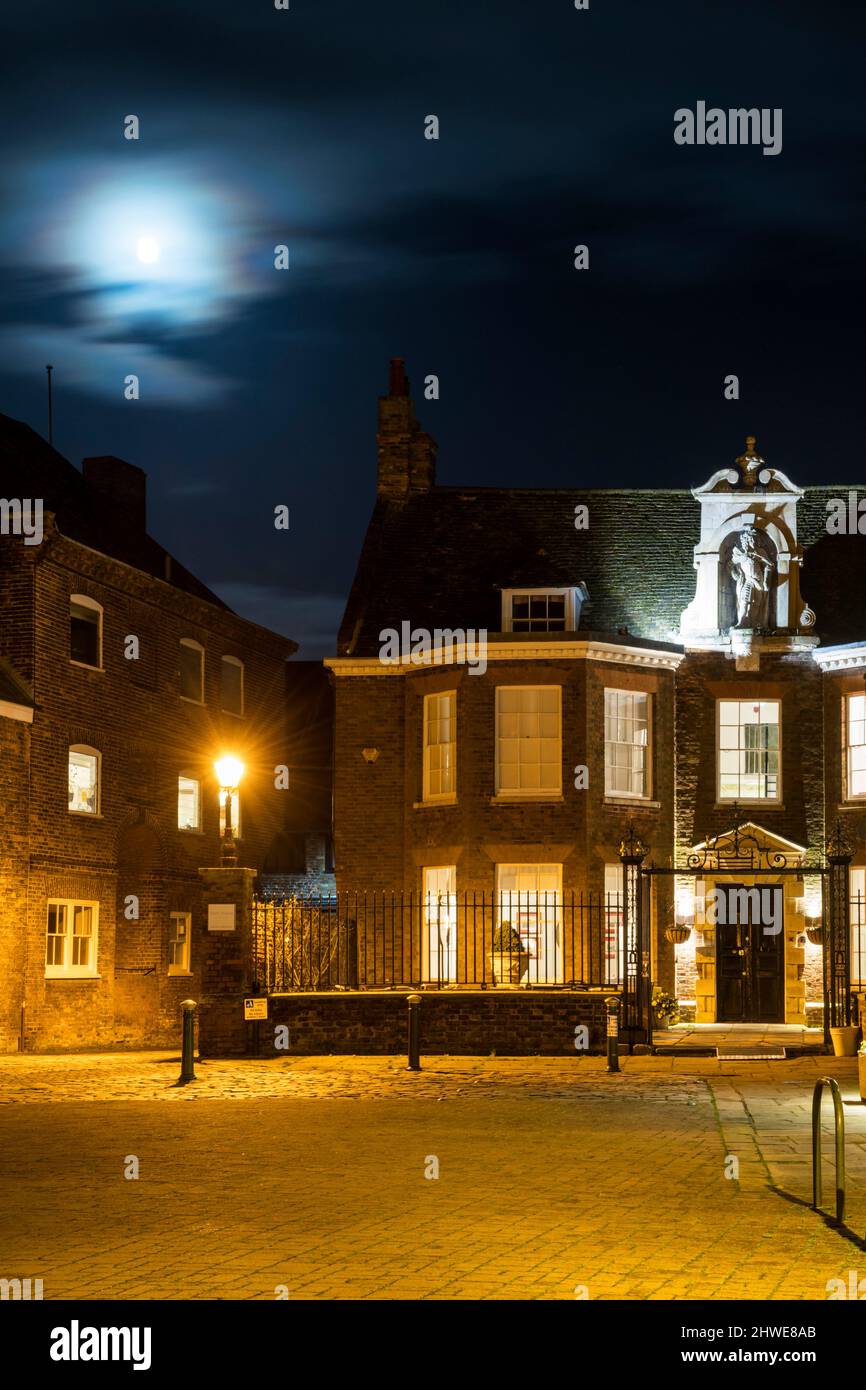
<box><xmin>0</xmin><ymin>411</ymin><xmax>227</xmax><ymax>607</ymax></box>
<box><xmin>338</xmin><ymin>484</ymin><xmax>866</xmax><ymax>655</ymax></box>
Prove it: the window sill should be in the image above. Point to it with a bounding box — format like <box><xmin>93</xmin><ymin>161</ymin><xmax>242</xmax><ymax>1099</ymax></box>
<box><xmin>179</xmin><ymin>696</ymin><xmax>205</xmax><ymax>706</ymax></box>
<box><xmin>45</xmin><ymin>974</ymin><xmax>101</xmax><ymax>982</ymax></box>
<box><xmin>838</xmin><ymin>802</ymin><xmax>866</xmax><ymax>811</ymax></box>
<box><xmin>414</xmin><ymin>798</ymin><xmax>458</xmax><ymax>810</ymax></box>
<box><xmin>68</xmin><ymin>811</ymin><xmax>103</xmax><ymax>819</ymax></box>
<box><xmin>604</xmin><ymin>797</ymin><xmax>661</xmax><ymax>810</ymax></box>
<box><xmin>220</xmin><ymin>709</ymin><xmax>245</xmax><ymax>719</ymax></box>
<box><xmin>490</xmin><ymin>794</ymin><xmax>565</xmax><ymax>805</ymax></box>
<box><xmin>168</xmin><ymin>970</ymin><xmax>193</xmax><ymax>978</ymax></box>
<box><xmin>178</xmin><ymin>828</ymin><xmax>205</xmax><ymax>835</ymax></box>
<box><xmin>714</xmin><ymin>801</ymin><xmax>783</xmax><ymax>810</ymax></box>
<box><xmin>70</xmin><ymin>661</ymin><xmax>104</xmax><ymax>673</ymax></box>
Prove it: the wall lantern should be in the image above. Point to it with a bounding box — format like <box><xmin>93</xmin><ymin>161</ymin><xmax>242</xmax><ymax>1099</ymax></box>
<box><xmin>362</xmin><ymin>748</ymin><xmax>380</xmax><ymax>763</ymax></box>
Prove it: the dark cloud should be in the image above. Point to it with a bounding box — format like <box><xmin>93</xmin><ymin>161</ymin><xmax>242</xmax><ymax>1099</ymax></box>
<box><xmin>0</xmin><ymin>0</ymin><xmax>863</xmax><ymax>657</ymax></box>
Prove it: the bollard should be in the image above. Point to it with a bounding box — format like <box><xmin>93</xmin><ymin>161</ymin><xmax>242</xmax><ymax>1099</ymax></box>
<box><xmin>407</xmin><ymin>992</ymin><xmax>422</xmax><ymax>1071</ymax></box>
<box><xmin>605</xmin><ymin>995</ymin><xmax>621</xmax><ymax>1074</ymax></box>
<box><xmin>178</xmin><ymin>999</ymin><xmax>197</xmax><ymax>1085</ymax></box>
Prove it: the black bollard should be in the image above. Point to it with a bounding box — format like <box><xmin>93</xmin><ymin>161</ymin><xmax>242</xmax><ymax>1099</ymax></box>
<box><xmin>605</xmin><ymin>995</ymin><xmax>621</xmax><ymax>1074</ymax></box>
<box><xmin>407</xmin><ymin>992</ymin><xmax>422</xmax><ymax>1071</ymax></box>
<box><xmin>178</xmin><ymin>999</ymin><xmax>197</xmax><ymax>1085</ymax></box>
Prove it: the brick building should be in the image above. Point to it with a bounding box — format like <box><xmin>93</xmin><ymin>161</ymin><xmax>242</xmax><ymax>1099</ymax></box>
<box><xmin>326</xmin><ymin>362</ymin><xmax>866</xmax><ymax>1027</ymax></box>
<box><xmin>0</xmin><ymin>412</ymin><xmax>300</xmax><ymax>1051</ymax></box>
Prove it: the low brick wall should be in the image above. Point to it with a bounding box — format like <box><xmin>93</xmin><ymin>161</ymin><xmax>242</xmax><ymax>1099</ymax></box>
<box><xmin>198</xmin><ymin>989</ymin><xmax>615</xmax><ymax>1057</ymax></box>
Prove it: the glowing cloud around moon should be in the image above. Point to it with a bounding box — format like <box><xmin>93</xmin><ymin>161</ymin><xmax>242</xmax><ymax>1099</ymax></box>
<box><xmin>136</xmin><ymin>235</ymin><xmax>160</xmax><ymax>264</ymax></box>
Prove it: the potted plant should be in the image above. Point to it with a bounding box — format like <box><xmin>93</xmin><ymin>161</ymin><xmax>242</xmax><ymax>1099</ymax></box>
<box><xmin>652</xmin><ymin>987</ymin><xmax>679</xmax><ymax>1029</ymax></box>
<box><xmin>489</xmin><ymin>922</ymin><xmax>530</xmax><ymax>986</ymax></box>
<box><xmin>829</xmin><ymin>1021</ymin><xmax>860</xmax><ymax>1057</ymax></box>
<box><xmin>859</xmin><ymin>1041</ymin><xmax>866</xmax><ymax>1102</ymax></box>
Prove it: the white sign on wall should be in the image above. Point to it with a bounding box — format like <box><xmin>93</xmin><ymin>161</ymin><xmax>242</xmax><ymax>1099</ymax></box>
<box><xmin>208</xmin><ymin>903</ymin><xmax>236</xmax><ymax>932</ymax></box>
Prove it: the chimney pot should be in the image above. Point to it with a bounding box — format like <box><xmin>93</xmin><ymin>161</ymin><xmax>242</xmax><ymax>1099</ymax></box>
<box><xmin>389</xmin><ymin>358</ymin><xmax>408</xmax><ymax>397</ymax></box>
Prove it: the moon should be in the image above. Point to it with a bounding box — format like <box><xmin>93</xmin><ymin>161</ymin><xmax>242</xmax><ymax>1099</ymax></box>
<box><xmin>136</xmin><ymin>235</ymin><xmax>160</xmax><ymax>264</ymax></box>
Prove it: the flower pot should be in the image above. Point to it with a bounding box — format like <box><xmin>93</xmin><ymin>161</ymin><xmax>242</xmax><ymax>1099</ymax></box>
<box><xmin>859</xmin><ymin>1053</ymin><xmax>866</xmax><ymax>1103</ymax></box>
<box><xmin>665</xmin><ymin>925</ymin><xmax>691</xmax><ymax>945</ymax></box>
<box><xmin>489</xmin><ymin>952</ymin><xmax>529</xmax><ymax>986</ymax></box>
<box><xmin>805</xmin><ymin>925</ymin><xmax>824</xmax><ymax>946</ymax></box>
<box><xmin>830</xmin><ymin>1025</ymin><xmax>859</xmax><ymax>1058</ymax></box>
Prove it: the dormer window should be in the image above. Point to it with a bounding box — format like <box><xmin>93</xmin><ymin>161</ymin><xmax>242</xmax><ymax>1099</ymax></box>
<box><xmin>501</xmin><ymin>586</ymin><xmax>587</xmax><ymax>634</ymax></box>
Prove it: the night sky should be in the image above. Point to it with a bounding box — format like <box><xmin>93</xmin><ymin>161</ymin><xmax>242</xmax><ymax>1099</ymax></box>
<box><xmin>1</xmin><ymin>1</ymin><xmax>863</xmax><ymax>656</ymax></box>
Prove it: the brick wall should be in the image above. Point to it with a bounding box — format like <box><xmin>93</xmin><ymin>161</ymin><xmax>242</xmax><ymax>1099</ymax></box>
<box><xmin>1</xmin><ymin>515</ymin><xmax>295</xmax><ymax>1051</ymax></box>
<box><xmin>198</xmin><ymin>988</ymin><xmax>613</xmax><ymax>1058</ymax></box>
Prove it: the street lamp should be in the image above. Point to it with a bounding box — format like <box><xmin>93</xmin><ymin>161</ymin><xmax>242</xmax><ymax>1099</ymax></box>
<box><xmin>214</xmin><ymin>754</ymin><xmax>245</xmax><ymax>866</ymax></box>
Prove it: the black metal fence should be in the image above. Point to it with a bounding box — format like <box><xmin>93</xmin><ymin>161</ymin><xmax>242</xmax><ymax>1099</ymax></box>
<box><xmin>251</xmin><ymin>891</ymin><xmax>625</xmax><ymax>993</ymax></box>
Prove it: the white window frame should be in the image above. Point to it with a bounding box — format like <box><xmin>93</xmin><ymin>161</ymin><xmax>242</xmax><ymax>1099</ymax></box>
<box><xmin>495</xmin><ymin>863</ymin><xmax>563</xmax><ymax>984</ymax></box>
<box><xmin>604</xmin><ymin>864</ymin><xmax>624</xmax><ymax>986</ymax></box>
<box><xmin>851</xmin><ymin>868</ymin><xmax>866</xmax><ymax>987</ymax></box>
<box><xmin>168</xmin><ymin>911</ymin><xmax>192</xmax><ymax>975</ymax></box>
<box><xmin>422</xmin><ymin>690</ymin><xmax>457</xmax><ymax>803</ymax></box>
<box><xmin>69</xmin><ymin>594</ymin><xmax>103</xmax><ymax>670</ymax></box>
<box><xmin>179</xmin><ymin>638</ymin><xmax>205</xmax><ymax>704</ymax></box>
<box><xmin>68</xmin><ymin>744</ymin><xmax>101</xmax><ymax>816</ymax></box>
<box><xmin>45</xmin><ymin>899</ymin><xmax>99</xmax><ymax>979</ymax></box>
<box><xmin>604</xmin><ymin>688</ymin><xmax>652</xmax><ymax>799</ymax></box>
<box><xmin>501</xmin><ymin>587</ymin><xmax>581</xmax><ymax>634</ymax></box>
<box><xmin>845</xmin><ymin>694</ymin><xmax>866</xmax><ymax>801</ymax></box>
<box><xmin>422</xmin><ymin>866</ymin><xmax>457</xmax><ymax>983</ymax></box>
<box><xmin>220</xmin><ymin>655</ymin><xmax>245</xmax><ymax>717</ymax></box>
<box><xmin>717</xmin><ymin>698</ymin><xmax>782</xmax><ymax>803</ymax></box>
<box><xmin>495</xmin><ymin>685</ymin><xmax>562</xmax><ymax>799</ymax></box>
<box><xmin>177</xmin><ymin>775</ymin><xmax>202</xmax><ymax>832</ymax></box>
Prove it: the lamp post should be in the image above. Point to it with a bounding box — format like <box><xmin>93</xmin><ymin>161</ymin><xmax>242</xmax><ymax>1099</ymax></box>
<box><xmin>214</xmin><ymin>754</ymin><xmax>245</xmax><ymax>867</ymax></box>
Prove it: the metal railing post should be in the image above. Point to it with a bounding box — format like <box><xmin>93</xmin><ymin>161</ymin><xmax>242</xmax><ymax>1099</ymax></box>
<box><xmin>605</xmin><ymin>995</ymin><xmax>621</xmax><ymax>1074</ymax></box>
<box><xmin>407</xmin><ymin>992</ymin><xmax>422</xmax><ymax>1071</ymax></box>
<box><xmin>178</xmin><ymin>999</ymin><xmax>197</xmax><ymax>1085</ymax></box>
<box><xmin>812</xmin><ymin>1076</ymin><xmax>845</xmax><ymax>1224</ymax></box>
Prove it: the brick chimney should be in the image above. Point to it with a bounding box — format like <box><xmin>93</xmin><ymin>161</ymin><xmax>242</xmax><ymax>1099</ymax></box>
<box><xmin>376</xmin><ymin>358</ymin><xmax>437</xmax><ymax>498</ymax></box>
<box><xmin>82</xmin><ymin>455</ymin><xmax>147</xmax><ymax>531</ymax></box>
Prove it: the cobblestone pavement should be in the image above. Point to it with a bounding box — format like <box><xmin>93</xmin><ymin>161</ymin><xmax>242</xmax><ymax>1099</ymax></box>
<box><xmin>0</xmin><ymin>1053</ymin><xmax>864</xmax><ymax>1300</ymax></box>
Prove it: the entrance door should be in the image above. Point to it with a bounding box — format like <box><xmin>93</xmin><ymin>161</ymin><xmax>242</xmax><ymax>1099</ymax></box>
<box><xmin>716</xmin><ymin>883</ymin><xmax>784</xmax><ymax>1022</ymax></box>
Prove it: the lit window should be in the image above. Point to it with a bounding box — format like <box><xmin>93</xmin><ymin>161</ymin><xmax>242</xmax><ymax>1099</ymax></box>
<box><xmin>179</xmin><ymin>639</ymin><xmax>204</xmax><ymax>703</ymax></box>
<box><xmin>45</xmin><ymin>900</ymin><xmax>98</xmax><ymax>978</ymax></box>
<box><xmin>68</xmin><ymin>746</ymin><xmax>100</xmax><ymax>815</ymax></box>
<box><xmin>852</xmin><ymin>868</ymin><xmax>865</xmax><ymax>988</ymax></box>
<box><xmin>846</xmin><ymin>695</ymin><xmax>866</xmax><ymax>799</ymax></box>
<box><xmin>423</xmin><ymin>866</ymin><xmax>457</xmax><ymax>982</ymax></box>
<box><xmin>177</xmin><ymin>776</ymin><xmax>201</xmax><ymax>831</ymax></box>
<box><xmin>168</xmin><ymin>912</ymin><xmax>192</xmax><ymax>975</ymax></box>
<box><xmin>718</xmin><ymin>699</ymin><xmax>780</xmax><ymax>801</ymax></box>
<box><xmin>604</xmin><ymin>689</ymin><xmax>650</xmax><ymax>798</ymax></box>
<box><xmin>423</xmin><ymin>691</ymin><xmax>456</xmax><ymax>801</ymax></box>
<box><xmin>221</xmin><ymin>656</ymin><xmax>244</xmax><ymax>716</ymax></box>
<box><xmin>604</xmin><ymin>864</ymin><xmax>623</xmax><ymax>986</ymax></box>
<box><xmin>219</xmin><ymin>788</ymin><xmax>241</xmax><ymax>838</ymax></box>
<box><xmin>495</xmin><ymin>686</ymin><xmax>561</xmax><ymax>797</ymax></box>
<box><xmin>495</xmin><ymin>863</ymin><xmax>562</xmax><ymax>984</ymax></box>
<box><xmin>70</xmin><ymin>596</ymin><xmax>102</xmax><ymax>668</ymax></box>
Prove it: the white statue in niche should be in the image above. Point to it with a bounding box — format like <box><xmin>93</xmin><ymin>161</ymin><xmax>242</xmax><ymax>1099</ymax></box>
<box><xmin>730</xmin><ymin>526</ymin><xmax>774</xmax><ymax>629</ymax></box>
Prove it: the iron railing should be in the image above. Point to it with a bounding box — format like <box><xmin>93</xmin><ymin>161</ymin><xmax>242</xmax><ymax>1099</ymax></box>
<box><xmin>251</xmin><ymin>891</ymin><xmax>626</xmax><ymax>993</ymax></box>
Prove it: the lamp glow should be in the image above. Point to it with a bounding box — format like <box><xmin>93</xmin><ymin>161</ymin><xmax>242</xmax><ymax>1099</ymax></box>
<box><xmin>214</xmin><ymin>755</ymin><xmax>245</xmax><ymax>789</ymax></box>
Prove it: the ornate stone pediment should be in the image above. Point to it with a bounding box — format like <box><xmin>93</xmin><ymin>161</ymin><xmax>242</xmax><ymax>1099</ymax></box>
<box><xmin>679</xmin><ymin>437</ymin><xmax>817</xmax><ymax>658</ymax></box>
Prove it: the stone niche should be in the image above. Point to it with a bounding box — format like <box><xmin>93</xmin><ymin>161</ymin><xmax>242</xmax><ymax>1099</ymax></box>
<box><xmin>679</xmin><ymin>445</ymin><xmax>816</xmax><ymax>657</ymax></box>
